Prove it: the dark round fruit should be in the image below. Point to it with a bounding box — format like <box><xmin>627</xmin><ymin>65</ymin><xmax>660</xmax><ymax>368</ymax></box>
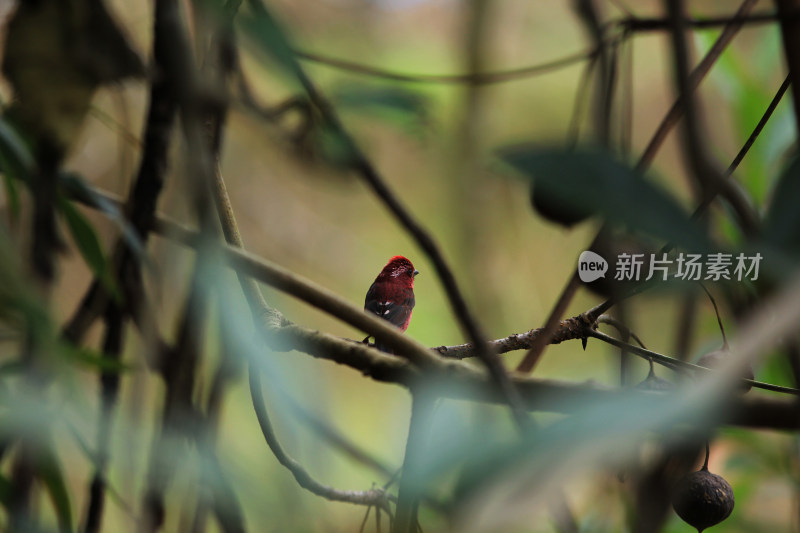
<box><xmin>695</xmin><ymin>349</ymin><xmax>754</xmax><ymax>393</ymax></box>
<box><xmin>529</xmin><ymin>183</ymin><xmax>592</xmax><ymax>227</ymax></box>
<box><xmin>671</xmin><ymin>468</ymin><xmax>734</xmax><ymax>532</ymax></box>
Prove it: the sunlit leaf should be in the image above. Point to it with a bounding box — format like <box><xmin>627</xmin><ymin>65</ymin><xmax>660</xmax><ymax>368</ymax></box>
<box><xmin>497</xmin><ymin>146</ymin><xmax>711</xmax><ymax>250</ymax></box>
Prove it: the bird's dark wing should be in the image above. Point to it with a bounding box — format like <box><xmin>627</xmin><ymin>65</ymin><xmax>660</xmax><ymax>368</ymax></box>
<box><xmin>364</xmin><ymin>283</ymin><xmax>415</xmax><ymax>329</ymax></box>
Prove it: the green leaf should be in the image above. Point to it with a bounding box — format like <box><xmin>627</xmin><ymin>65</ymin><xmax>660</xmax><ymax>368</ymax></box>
<box><xmin>59</xmin><ymin>342</ymin><xmax>129</xmax><ymax>373</ymax></box>
<box><xmin>0</xmin><ymin>116</ymin><xmax>32</xmax><ymax>222</ymax></box>
<box><xmin>0</xmin><ymin>471</ymin><xmax>11</xmax><ymax>506</ymax></box>
<box><xmin>0</xmin><ymin>116</ymin><xmax>34</xmax><ymax>183</ymax></box>
<box><xmin>497</xmin><ymin>146</ymin><xmax>711</xmax><ymax>251</ymax></box>
<box><xmin>38</xmin><ymin>448</ymin><xmax>73</xmax><ymax>533</ymax></box>
<box><xmin>332</xmin><ymin>84</ymin><xmax>429</xmax><ymax>126</ymax></box>
<box><xmin>764</xmin><ymin>156</ymin><xmax>800</xmax><ymax>254</ymax></box>
<box><xmin>237</xmin><ymin>4</ymin><xmax>304</xmax><ymax>81</ymax></box>
<box><xmin>60</xmin><ymin>172</ymin><xmax>146</xmax><ymax>264</ymax></box>
<box><xmin>57</xmin><ymin>196</ymin><xmax>119</xmax><ymax>301</ymax></box>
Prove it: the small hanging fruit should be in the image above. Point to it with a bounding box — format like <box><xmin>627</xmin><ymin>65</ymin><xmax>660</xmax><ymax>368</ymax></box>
<box><xmin>671</xmin><ymin>442</ymin><xmax>735</xmax><ymax>532</ymax></box>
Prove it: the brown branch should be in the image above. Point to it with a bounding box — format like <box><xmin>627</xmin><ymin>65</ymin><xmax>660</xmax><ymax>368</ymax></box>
<box><xmin>290</xmin><ymin>11</ymin><xmax>800</xmax><ymax>85</ymax></box>
<box><xmin>623</xmin><ymin>10</ymin><xmax>793</xmax><ymax>31</ymax></box>
<box><xmin>246</xmin><ymin>0</ymin><xmax>528</xmax><ymax>428</ymax></box>
<box><xmin>249</xmin><ymin>362</ymin><xmax>394</xmax><ymax>512</ymax></box>
<box><xmin>295</xmin><ymin>47</ymin><xmax>596</xmax><ymax>85</ymax></box>
<box><xmin>665</xmin><ymin>0</ymin><xmax>760</xmax><ymax>235</ymax></box>
<box><xmin>514</xmin><ymin>0</ymin><xmax>763</xmax><ymax>376</ymax></box>
<box><xmin>637</xmin><ymin>0</ymin><xmax>760</xmax><ymax>173</ymax></box>
<box><xmin>266</xmin><ymin>317</ymin><xmax>800</xmax><ymax>430</ymax></box>
<box><xmin>68</xmin><ymin>183</ymin><xmax>800</xmax><ymax>402</ymax></box>
<box><xmin>435</xmin><ymin>312</ymin><xmax>596</xmax><ymax>359</ymax></box>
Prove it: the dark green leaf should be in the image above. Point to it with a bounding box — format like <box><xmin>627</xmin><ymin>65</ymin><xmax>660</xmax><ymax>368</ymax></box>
<box><xmin>60</xmin><ymin>172</ymin><xmax>146</xmax><ymax>263</ymax></box>
<box><xmin>237</xmin><ymin>5</ymin><xmax>303</xmax><ymax>81</ymax></box>
<box><xmin>0</xmin><ymin>117</ymin><xmax>31</xmax><ymax>223</ymax></box>
<box><xmin>0</xmin><ymin>152</ymin><xmax>21</xmax><ymax>222</ymax></box>
<box><xmin>332</xmin><ymin>85</ymin><xmax>429</xmax><ymax>125</ymax></box>
<box><xmin>59</xmin><ymin>342</ymin><xmax>129</xmax><ymax>373</ymax></box>
<box><xmin>57</xmin><ymin>196</ymin><xmax>119</xmax><ymax>300</ymax></box>
<box><xmin>497</xmin><ymin>146</ymin><xmax>711</xmax><ymax>250</ymax></box>
<box><xmin>0</xmin><ymin>116</ymin><xmax>34</xmax><ymax>184</ymax></box>
<box><xmin>764</xmin><ymin>156</ymin><xmax>800</xmax><ymax>254</ymax></box>
<box><xmin>38</xmin><ymin>448</ymin><xmax>73</xmax><ymax>533</ymax></box>
<box><xmin>0</xmin><ymin>471</ymin><xmax>11</xmax><ymax>506</ymax></box>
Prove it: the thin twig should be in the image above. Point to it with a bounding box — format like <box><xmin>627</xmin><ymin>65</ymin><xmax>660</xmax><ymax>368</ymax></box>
<box><xmin>294</xmin><ymin>47</ymin><xmax>596</xmax><ymax>85</ymax></box>
<box><xmin>637</xmin><ymin>0</ymin><xmax>760</xmax><ymax>173</ymax></box>
<box><xmin>726</xmin><ymin>74</ymin><xmax>792</xmax><ymax>176</ymax></box>
<box><xmin>623</xmin><ymin>10</ymin><xmax>793</xmax><ymax>31</ymax></box>
<box><xmin>597</xmin><ymin>315</ymin><xmax>648</xmax><ymax>349</ymax></box>
<box><xmin>698</xmin><ymin>282</ymin><xmax>728</xmax><ymax>348</ymax></box>
<box><xmin>516</xmin><ymin>0</ymin><xmax>761</xmax><ymax>374</ymax></box>
<box><xmin>248</xmin><ymin>363</ymin><xmax>394</xmax><ymax>511</ymax></box>
<box><xmin>589</xmin><ymin>330</ymin><xmax>800</xmax><ymax>395</ymax></box>
<box><xmin>664</xmin><ymin>0</ymin><xmax>759</xmax><ymax>235</ymax></box>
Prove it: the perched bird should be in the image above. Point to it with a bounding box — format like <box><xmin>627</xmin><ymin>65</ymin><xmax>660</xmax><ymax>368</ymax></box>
<box><xmin>364</xmin><ymin>256</ymin><xmax>418</xmax><ymax>352</ymax></box>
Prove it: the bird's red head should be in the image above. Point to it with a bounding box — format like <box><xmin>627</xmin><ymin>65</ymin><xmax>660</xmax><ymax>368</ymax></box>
<box><xmin>376</xmin><ymin>256</ymin><xmax>419</xmax><ymax>287</ymax></box>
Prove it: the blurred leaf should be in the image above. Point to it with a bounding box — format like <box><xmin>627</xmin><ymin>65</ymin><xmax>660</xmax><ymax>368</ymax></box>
<box><xmin>0</xmin><ymin>361</ymin><xmax>26</xmax><ymax>376</ymax></box>
<box><xmin>38</xmin><ymin>448</ymin><xmax>73</xmax><ymax>533</ymax></box>
<box><xmin>0</xmin><ymin>118</ymin><xmax>31</xmax><ymax>223</ymax></box>
<box><xmin>0</xmin><ymin>471</ymin><xmax>10</xmax><ymax>506</ymax></box>
<box><xmin>497</xmin><ymin>146</ymin><xmax>711</xmax><ymax>250</ymax></box>
<box><xmin>764</xmin><ymin>156</ymin><xmax>800</xmax><ymax>254</ymax></box>
<box><xmin>60</xmin><ymin>172</ymin><xmax>146</xmax><ymax>264</ymax></box>
<box><xmin>238</xmin><ymin>3</ymin><xmax>304</xmax><ymax>80</ymax></box>
<box><xmin>0</xmin><ymin>116</ymin><xmax>34</xmax><ymax>182</ymax></box>
<box><xmin>57</xmin><ymin>196</ymin><xmax>119</xmax><ymax>301</ymax></box>
<box><xmin>332</xmin><ymin>84</ymin><xmax>429</xmax><ymax>126</ymax></box>
<box><xmin>0</xmin><ymin>158</ymin><xmax>20</xmax><ymax>223</ymax></box>
<box><xmin>59</xmin><ymin>342</ymin><xmax>129</xmax><ymax>373</ymax></box>
<box><xmin>314</xmin><ymin>123</ymin><xmax>358</xmax><ymax>168</ymax></box>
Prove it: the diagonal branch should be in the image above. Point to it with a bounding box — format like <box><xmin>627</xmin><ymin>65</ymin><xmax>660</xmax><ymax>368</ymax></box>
<box><xmin>246</xmin><ymin>0</ymin><xmax>527</xmax><ymax>428</ymax></box>
<box><xmin>516</xmin><ymin>0</ymin><xmax>761</xmax><ymax>374</ymax></box>
<box><xmin>249</xmin><ymin>363</ymin><xmax>394</xmax><ymax>512</ymax></box>
<box><xmin>665</xmin><ymin>0</ymin><xmax>759</xmax><ymax>235</ymax></box>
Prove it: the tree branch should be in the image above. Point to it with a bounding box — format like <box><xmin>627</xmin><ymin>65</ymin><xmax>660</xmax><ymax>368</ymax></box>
<box><xmin>665</xmin><ymin>0</ymin><xmax>760</xmax><ymax>235</ymax></box>
<box><xmin>245</xmin><ymin>0</ymin><xmax>528</xmax><ymax>427</ymax></box>
<box><xmin>248</xmin><ymin>363</ymin><xmax>394</xmax><ymax>511</ymax></box>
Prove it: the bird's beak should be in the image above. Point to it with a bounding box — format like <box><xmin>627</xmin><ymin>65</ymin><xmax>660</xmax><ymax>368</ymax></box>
<box><xmin>413</xmin><ymin>270</ymin><xmax>419</xmax><ymax>277</ymax></box>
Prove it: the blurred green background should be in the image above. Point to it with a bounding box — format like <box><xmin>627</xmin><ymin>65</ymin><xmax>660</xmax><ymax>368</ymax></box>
<box><xmin>1</xmin><ymin>0</ymin><xmax>798</xmax><ymax>531</ymax></box>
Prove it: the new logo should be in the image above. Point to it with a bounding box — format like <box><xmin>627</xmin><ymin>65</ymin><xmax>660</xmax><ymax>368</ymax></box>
<box><xmin>577</xmin><ymin>251</ymin><xmax>608</xmax><ymax>282</ymax></box>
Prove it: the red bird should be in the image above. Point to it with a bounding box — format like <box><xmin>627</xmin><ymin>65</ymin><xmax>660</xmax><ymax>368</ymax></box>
<box><xmin>364</xmin><ymin>256</ymin><xmax>418</xmax><ymax>352</ymax></box>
